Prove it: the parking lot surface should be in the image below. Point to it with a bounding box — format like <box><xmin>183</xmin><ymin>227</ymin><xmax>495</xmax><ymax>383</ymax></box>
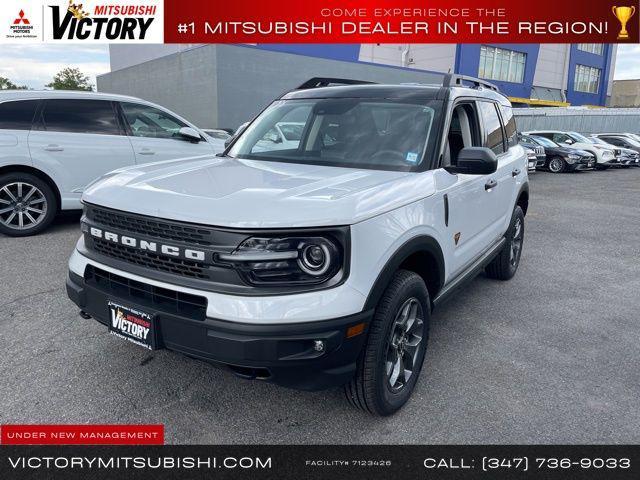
<box><xmin>1</xmin><ymin>168</ymin><xmax>639</xmax><ymax>444</ymax></box>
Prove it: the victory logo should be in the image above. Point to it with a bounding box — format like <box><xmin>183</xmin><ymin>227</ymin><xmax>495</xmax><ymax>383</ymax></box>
<box><xmin>50</xmin><ymin>0</ymin><xmax>156</xmax><ymax>40</ymax></box>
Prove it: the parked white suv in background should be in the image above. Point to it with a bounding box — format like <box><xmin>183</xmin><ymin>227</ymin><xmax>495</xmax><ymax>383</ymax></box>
<box><xmin>0</xmin><ymin>91</ymin><xmax>225</xmax><ymax>236</ymax></box>
<box><xmin>66</xmin><ymin>76</ymin><xmax>529</xmax><ymax>415</ymax></box>
<box><xmin>525</xmin><ymin>130</ymin><xmax>617</xmax><ymax>170</ymax></box>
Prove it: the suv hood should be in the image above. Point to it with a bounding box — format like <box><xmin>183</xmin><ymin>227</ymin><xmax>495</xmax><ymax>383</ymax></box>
<box><xmin>83</xmin><ymin>156</ymin><xmax>435</xmax><ymax>228</ymax></box>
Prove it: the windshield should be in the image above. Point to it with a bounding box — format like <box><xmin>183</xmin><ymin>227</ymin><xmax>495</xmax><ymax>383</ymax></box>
<box><xmin>531</xmin><ymin>135</ymin><xmax>557</xmax><ymax>147</ymax></box>
<box><xmin>589</xmin><ymin>137</ymin><xmax>611</xmax><ymax>145</ymax></box>
<box><xmin>627</xmin><ymin>134</ymin><xmax>640</xmax><ymax>144</ymax></box>
<box><xmin>228</xmin><ymin>98</ymin><xmax>439</xmax><ymax>171</ymax></box>
<box><xmin>568</xmin><ymin>131</ymin><xmax>591</xmax><ymax>143</ymax></box>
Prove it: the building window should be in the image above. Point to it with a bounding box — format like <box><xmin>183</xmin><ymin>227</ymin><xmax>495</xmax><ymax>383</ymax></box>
<box><xmin>574</xmin><ymin>65</ymin><xmax>601</xmax><ymax>94</ymax></box>
<box><xmin>478</xmin><ymin>46</ymin><xmax>526</xmax><ymax>83</ymax></box>
<box><xmin>577</xmin><ymin>44</ymin><xmax>604</xmax><ymax>55</ymax></box>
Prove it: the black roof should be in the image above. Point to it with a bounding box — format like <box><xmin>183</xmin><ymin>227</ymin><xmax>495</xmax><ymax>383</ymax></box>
<box><xmin>281</xmin><ymin>84</ymin><xmax>445</xmax><ymax>102</ymax></box>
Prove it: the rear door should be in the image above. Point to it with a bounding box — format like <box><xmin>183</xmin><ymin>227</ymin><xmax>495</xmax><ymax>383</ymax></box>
<box><xmin>28</xmin><ymin>99</ymin><xmax>135</xmax><ymax>205</ymax></box>
<box><xmin>119</xmin><ymin>102</ymin><xmax>215</xmax><ymax>163</ymax></box>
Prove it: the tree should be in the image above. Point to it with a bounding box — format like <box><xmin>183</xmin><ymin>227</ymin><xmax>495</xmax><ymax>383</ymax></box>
<box><xmin>0</xmin><ymin>76</ymin><xmax>28</xmax><ymax>90</ymax></box>
<box><xmin>45</xmin><ymin>67</ymin><xmax>93</xmax><ymax>91</ymax></box>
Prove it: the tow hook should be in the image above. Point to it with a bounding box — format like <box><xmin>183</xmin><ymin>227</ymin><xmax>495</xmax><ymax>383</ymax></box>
<box><xmin>79</xmin><ymin>310</ymin><xmax>92</xmax><ymax>319</ymax></box>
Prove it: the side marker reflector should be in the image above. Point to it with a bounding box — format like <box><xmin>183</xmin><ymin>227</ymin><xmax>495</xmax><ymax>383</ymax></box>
<box><xmin>346</xmin><ymin>322</ymin><xmax>365</xmax><ymax>338</ymax></box>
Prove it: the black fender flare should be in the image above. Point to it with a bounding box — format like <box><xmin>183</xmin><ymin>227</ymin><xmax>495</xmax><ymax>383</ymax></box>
<box><xmin>363</xmin><ymin>235</ymin><xmax>445</xmax><ymax>311</ymax></box>
<box><xmin>516</xmin><ymin>181</ymin><xmax>530</xmax><ymax>215</ymax></box>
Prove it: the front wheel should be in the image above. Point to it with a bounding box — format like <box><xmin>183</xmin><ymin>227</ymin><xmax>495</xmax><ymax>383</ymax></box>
<box><xmin>548</xmin><ymin>156</ymin><xmax>566</xmax><ymax>173</ymax></box>
<box><xmin>0</xmin><ymin>173</ymin><xmax>57</xmax><ymax>237</ymax></box>
<box><xmin>485</xmin><ymin>206</ymin><xmax>524</xmax><ymax>280</ymax></box>
<box><xmin>345</xmin><ymin>270</ymin><xmax>430</xmax><ymax>416</ymax></box>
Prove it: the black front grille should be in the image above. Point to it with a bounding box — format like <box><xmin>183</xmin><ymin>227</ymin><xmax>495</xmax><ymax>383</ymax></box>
<box><xmin>92</xmin><ymin>238</ymin><xmax>208</xmax><ymax>279</ymax></box>
<box><xmin>90</xmin><ymin>207</ymin><xmax>215</xmax><ymax>246</ymax></box>
<box><xmin>85</xmin><ymin>265</ymin><xmax>207</xmax><ymax>321</ymax></box>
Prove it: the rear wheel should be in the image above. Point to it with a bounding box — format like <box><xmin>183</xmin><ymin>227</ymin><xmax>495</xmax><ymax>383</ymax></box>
<box><xmin>0</xmin><ymin>173</ymin><xmax>57</xmax><ymax>237</ymax></box>
<box><xmin>345</xmin><ymin>270</ymin><xmax>430</xmax><ymax>416</ymax></box>
<box><xmin>485</xmin><ymin>206</ymin><xmax>524</xmax><ymax>281</ymax></box>
<box><xmin>548</xmin><ymin>156</ymin><xmax>566</xmax><ymax>173</ymax></box>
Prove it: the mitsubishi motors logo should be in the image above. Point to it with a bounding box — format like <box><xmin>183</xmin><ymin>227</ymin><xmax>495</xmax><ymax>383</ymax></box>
<box><xmin>13</xmin><ymin>10</ymin><xmax>30</xmax><ymax>25</ymax></box>
<box><xmin>8</xmin><ymin>8</ymin><xmax>35</xmax><ymax>39</ymax></box>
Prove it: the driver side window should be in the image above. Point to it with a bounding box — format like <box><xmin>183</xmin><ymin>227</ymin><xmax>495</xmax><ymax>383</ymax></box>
<box><xmin>121</xmin><ymin>102</ymin><xmax>188</xmax><ymax>139</ymax></box>
<box><xmin>442</xmin><ymin>103</ymin><xmax>481</xmax><ymax>167</ymax></box>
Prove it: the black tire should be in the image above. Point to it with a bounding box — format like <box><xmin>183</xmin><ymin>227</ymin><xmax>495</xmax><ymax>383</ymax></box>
<box><xmin>548</xmin><ymin>156</ymin><xmax>566</xmax><ymax>173</ymax></box>
<box><xmin>345</xmin><ymin>270</ymin><xmax>430</xmax><ymax>416</ymax></box>
<box><xmin>485</xmin><ymin>206</ymin><xmax>525</xmax><ymax>281</ymax></box>
<box><xmin>0</xmin><ymin>173</ymin><xmax>57</xmax><ymax>237</ymax></box>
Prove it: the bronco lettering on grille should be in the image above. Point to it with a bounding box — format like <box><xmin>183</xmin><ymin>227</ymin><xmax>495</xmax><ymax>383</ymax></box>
<box><xmin>88</xmin><ymin>226</ymin><xmax>206</xmax><ymax>261</ymax></box>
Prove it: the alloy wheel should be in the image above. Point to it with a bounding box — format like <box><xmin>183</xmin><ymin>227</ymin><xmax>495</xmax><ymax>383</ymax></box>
<box><xmin>510</xmin><ymin>217</ymin><xmax>523</xmax><ymax>267</ymax></box>
<box><xmin>0</xmin><ymin>182</ymin><xmax>48</xmax><ymax>230</ymax></box>
<box><xmin>385</xmin><ymin>297</ymin><xmax>424</xmax><ymax>393</ymax></box>
<box><xmin>549</xmin><ymin>158</ymin><xmax>563</xmax><ymax>173</ymax></box>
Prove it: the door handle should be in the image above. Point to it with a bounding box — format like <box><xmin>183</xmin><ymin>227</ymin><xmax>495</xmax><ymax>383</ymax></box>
<box><xmin>512</xmin><ymin>168</ymin><xmax>521</xmax><ymax>177</ymax></box>
<box><xmin>485</xmin><ymin>179</ymin><xmax>497</xmax><ymax>191</ymax></box>
<box><xmin>138</xmin><ymin>148</ymin><xmax>155</xmax><ymax>155</ymax></box>
<box><xmin>44</xmin><ymin>144</ymin><xmax>64</xmax><ymax>152</ymax></box>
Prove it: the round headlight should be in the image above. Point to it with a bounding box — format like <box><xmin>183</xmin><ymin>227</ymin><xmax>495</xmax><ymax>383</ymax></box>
<box><xmin>299</xmin><ymin>244</ymin><xmax>331</xmax><ymax>276</ymax></box>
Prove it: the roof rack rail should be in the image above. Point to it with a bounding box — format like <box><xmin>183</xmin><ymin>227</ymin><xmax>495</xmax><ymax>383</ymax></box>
<box><xmin>297</xmin><ymin>77</ymin><xmax>377</xmax><ymax>90</ymax></box>
<box><xmin>442</xmin><ymin>74</ymin><xmax>499</xmax><ymax>92</ymax></box>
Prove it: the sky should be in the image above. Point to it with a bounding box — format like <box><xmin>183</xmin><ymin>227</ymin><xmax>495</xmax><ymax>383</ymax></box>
<box><xmin>0</xmin><ymin>44</ymin><xmax>638</xmax><ymax>90</ymax></box>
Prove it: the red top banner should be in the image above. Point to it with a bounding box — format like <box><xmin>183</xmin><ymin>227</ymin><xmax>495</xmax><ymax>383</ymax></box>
<box><xmin>164</xmin><ymin>0</ymin><xmax>639</xmax><ymax>43</ymax></box>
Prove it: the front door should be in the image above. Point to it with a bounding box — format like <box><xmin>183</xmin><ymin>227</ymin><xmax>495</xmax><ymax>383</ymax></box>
<box><xmin>119</xmin><ymin>102</ymin><xmax>215</xmax><ymax>163</ymax></box>
<box><xmin>439</xmin><ymin>101</ymin><xmax>501</xmax><ymax>278</ymax></box>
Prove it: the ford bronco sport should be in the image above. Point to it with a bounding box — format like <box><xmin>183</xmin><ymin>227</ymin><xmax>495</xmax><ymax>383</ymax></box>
<box><xmin>66</xmin><ymin>75</ymin><xmax>529</xmax><ymax>416</ymax></box>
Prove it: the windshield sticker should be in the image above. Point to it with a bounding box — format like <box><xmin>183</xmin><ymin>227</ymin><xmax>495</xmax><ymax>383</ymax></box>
<box><xmin>405</xmin><ymin>152</ymin><xmax>419</xmax><ymax>164</ymax></box>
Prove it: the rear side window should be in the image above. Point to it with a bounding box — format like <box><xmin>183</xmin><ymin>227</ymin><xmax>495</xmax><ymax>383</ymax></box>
<box><xmin>478</xmin><ymin>101</ymin><xmax>505</xmax><ymax>154</ymax></box>
<box><xmin>499</xmin><ymin>104</ymin><xmax>517</xmax><ymax>147</ymax></box>
<box><xmin>0</xmin><ymin>100</ymin><xmax>38</xmax><ymax>130</ymax></box>
<box><xmin>40</xmin><ymin>99</ymin><xmax>120</xmax><ymax>135</ymax></box>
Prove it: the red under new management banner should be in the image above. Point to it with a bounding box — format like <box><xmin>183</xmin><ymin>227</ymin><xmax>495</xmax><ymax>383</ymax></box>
<box><xmin>163</xmin><ymin>0</ymin><xmax>639</xmax><ymax>43</ymax></box>
<box><xmin>0</xmin><ymin>425</ymin><xmax>164</xmax><ymax>445</ymax></box>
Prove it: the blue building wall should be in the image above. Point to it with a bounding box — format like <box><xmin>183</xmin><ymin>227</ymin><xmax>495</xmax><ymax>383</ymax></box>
<box><xmin>566</xmin><ymin>44</ymin><xmax>614</xmax><ymax>106</ymax></box>
<box><xmin>454</xmin><ymin>44</ymin><xmax>540</xmax><ymax>99</ymax></box>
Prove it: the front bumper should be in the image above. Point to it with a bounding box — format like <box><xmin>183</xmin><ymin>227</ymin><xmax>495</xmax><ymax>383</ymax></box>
<box><xmin>617</xmin><ymin>156</ymin><xmax>640</xmax><ymax>167</ymax></box>
<box><xmin>66</xmin><ymin>268</ymin><xmax>372</xmax><ymax>391</ymax></box>
<box><xmin>566</xmin><ymin>158</ymin><xmax>594</xmax><ymax>171</ymax></box>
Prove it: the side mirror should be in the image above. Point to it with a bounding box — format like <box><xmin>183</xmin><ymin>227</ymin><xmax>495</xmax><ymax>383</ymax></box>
<box><xmin>445</xmin><ymin>147</ymin><xmax>497</xmax><ymax>175</ymax></box>
<box><xmin>564</xmin><ymin>139</ymin><xmax>573</xmax><ymax>145</ymax></box>
<box><xmin>179</xmin><ymin>126</ymin><xmax>202</xmax><ymax>142</ymax></box>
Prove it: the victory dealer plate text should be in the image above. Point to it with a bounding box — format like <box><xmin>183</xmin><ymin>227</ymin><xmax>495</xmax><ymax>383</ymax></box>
<box><xmin>108</xmin><ymin>301</ymin><xmax>156</xmax><ymax>350</ymax></box>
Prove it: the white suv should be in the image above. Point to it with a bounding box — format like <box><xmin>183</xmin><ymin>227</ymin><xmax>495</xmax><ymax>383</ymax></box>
<box><xmin>66</xmin><ymin>76</ymin><xmax>529</xmax><ymax>415</ymax></box>
<box><xmin>0</xmin><ymin>91</ymin><xmax>225</xmax><ymax>236</ymax></box>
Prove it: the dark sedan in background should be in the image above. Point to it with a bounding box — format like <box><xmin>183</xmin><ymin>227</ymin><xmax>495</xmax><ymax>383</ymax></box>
<box><xmin>519</xmin><ymin>134</ymin><xmax>595</xmax><ymax>173</ymax></box>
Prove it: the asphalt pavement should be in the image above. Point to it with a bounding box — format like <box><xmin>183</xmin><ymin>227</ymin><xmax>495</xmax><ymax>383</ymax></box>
<box><xmin>1</xmin><ymin>167</ymin><xmax>639</xmax><ymax>444</ymax></box>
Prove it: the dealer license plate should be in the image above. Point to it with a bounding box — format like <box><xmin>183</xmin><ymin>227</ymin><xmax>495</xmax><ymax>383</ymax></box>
<box><xmin>108</xmin><ymin>301</ymin><xmax>156</xmax><ymax>350</ymax></box>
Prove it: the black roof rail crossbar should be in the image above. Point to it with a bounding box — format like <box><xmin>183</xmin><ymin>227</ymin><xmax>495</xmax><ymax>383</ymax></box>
<box><xmin>442</xmin><ymin>74</ymin><xmax>499</xmax><ymax>92</ymax></box>
<box><xmin>297</xmin><ymin>77</ymin><xmax>377</xmax><ymax>90</ymax></box>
